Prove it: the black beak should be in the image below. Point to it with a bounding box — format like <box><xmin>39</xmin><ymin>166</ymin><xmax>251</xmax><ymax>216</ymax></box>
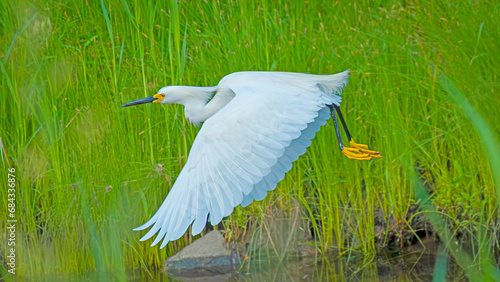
<box><xmin>120</xmin><ymin>96</ymin><xmax>157</xmax><ymax>107</ymax></box>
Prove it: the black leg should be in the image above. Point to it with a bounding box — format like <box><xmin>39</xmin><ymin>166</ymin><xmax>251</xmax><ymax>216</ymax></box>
<box><xmin>328</xmin><ymin>105</ymin><xmax>381</xmax><ymax>160</ymax></box>
<box><xmin>327</xmin><ymin>104</ymin><xmax>344</xmax><ymax>151</ymax></box>
<box><xmin>334</xmin><ymin>105</ymin><xmax>352</xmax><ymax>142</ymax></box>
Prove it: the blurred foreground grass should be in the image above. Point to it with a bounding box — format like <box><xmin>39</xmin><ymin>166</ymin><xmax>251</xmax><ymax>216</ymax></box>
<box><xmin>1</xmin><ymin>0</ymin><xmax>499</xmax><ymax>278</ymax></box>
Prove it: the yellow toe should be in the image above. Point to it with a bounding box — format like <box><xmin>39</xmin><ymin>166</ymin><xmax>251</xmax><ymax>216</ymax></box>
<box><xmin>342</xmin><ymin>148</ymin><xmax>373</xmax><ymax>160</ymax></box>
<box><xmin>342</xmin><ymin>140</ymin><xmax>381</xmax><ymax>161</ymax></box>
<box><xmin>349</xmin><ymin>139</ymin><xmax>370</xmax><ymax>150</ymax></box>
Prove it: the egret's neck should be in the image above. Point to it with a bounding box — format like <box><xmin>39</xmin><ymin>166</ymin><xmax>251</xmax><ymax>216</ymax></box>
<box><xmin>172</xmin><ymin>86</ymin><xmax>231</xmax><ymax>125</ymax></box>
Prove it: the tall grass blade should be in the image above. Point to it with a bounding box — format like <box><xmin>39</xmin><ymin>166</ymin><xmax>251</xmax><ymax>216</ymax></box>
<box><xmin>437</xmin><ymin>72</ymin><xmax>500</xmax><ymax>281</ymax></box>
<box><xmin>432</xmin><ymin>244</ymin><xmax>448</xmax><ymax>282</ymax></box>
<box><xmin>412</xmin><ymin>173</ymin><xmax>482</xmax><ymax>281</ymax></box>
<box><xmin>438</xmin><ymin>73</ymin><xmax>500</xmax><ymax>197</ymax></box>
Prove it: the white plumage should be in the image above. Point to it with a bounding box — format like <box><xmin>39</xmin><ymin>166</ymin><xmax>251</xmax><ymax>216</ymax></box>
<box><xmin>122</xmin><ymin>70</ymin><xmax>360</xmax><ymax>248</ymax></box>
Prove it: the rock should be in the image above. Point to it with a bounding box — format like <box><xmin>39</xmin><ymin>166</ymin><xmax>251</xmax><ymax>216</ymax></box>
<box><xmin>164</xmin><ymin>230</ymin><xmax>239</xmax><ymax>279</ymax></box>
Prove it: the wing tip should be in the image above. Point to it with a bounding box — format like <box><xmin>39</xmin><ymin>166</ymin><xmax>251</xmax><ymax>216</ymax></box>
<box><xmin>133</xmin><ymin>222</ymin><xmax>153</xmax><ymax>231</ymax></box>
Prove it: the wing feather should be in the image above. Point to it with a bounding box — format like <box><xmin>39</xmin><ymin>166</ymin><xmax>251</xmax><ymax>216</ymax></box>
<box><xmin>240</xmin><ymin>106</ymin><xmax>331</xmax><ymax>207</ymax></box>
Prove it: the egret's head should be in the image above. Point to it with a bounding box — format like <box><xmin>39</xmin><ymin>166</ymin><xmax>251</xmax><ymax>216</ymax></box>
<box><xmin>121</xmin><ymin>86</ymin><xmax>207</xmax><ymax>108</ymax></box>
<box><xmin>120</xmin><ymin>91</ymin><xmax>166</xmax><ymax>108</ymax></box>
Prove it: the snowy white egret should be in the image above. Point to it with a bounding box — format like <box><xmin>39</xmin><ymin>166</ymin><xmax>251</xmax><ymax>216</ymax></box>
<box><xmin>121</xmin><ymin>70</ymin><xmax>380</xmax><ymax>248</ymax></box>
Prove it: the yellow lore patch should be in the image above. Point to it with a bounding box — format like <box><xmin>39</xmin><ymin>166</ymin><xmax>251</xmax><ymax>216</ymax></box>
<box><xmin>153</xmin><ymin>93</ymin><xmax>165</xmax><ymax>103</ymax></box>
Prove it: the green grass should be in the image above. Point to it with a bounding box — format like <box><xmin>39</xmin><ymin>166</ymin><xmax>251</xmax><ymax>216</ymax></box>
<box><xmin>1</xmin><ymin>0</ymin><xmax>499</xmax><ymax>279</ymax></box>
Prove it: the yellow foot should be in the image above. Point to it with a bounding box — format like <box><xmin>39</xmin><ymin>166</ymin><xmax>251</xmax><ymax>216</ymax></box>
<box><xmin>341</xmin><ymin>139</ymin><xmax>381</xmax><ymax>160</ymax></box>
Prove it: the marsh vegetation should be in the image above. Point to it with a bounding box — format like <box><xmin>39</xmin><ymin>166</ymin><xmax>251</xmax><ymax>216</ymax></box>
<box><xmin>1</xmin><ymin>0</ymin><xmax>499</xmax><ymax>280</ymax></box>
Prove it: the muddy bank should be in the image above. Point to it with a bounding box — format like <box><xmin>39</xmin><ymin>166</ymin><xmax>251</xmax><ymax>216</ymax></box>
<box><xmin>234</xmin><ymin>202</ymin><xmax>440</xmax><ymax>258</ymax></box>
<box><xmin>163</xmin><ymin>229</ymin><xmax>463</xmax><ymax>281</ymax></box>
<box><xmin>163</xmin><ymin>198</ymin><xmax>495</xmax><ymax>280</ymax></box>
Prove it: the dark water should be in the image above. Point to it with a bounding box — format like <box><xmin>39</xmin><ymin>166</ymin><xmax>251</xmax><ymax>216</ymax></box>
<box><xmin>28</xmin><ymin>250</ymin><xmax>464</xmax><ymax>281</ymax></box>
<box><xmin>26</xmin><ymin>240</ymin><xmax>466</xmax><ymax>281</ymax></box>
<box><xmin>153</xmin><ymin>245</ymin><xmax>466</xmax><ymax>281</ymax></box>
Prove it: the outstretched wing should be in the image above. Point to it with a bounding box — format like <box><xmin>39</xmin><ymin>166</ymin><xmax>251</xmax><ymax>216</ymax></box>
<box><xmin>134</xmin><ymin>74</ymin><xmax>347</xmax><ymax>248</ymax></box>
